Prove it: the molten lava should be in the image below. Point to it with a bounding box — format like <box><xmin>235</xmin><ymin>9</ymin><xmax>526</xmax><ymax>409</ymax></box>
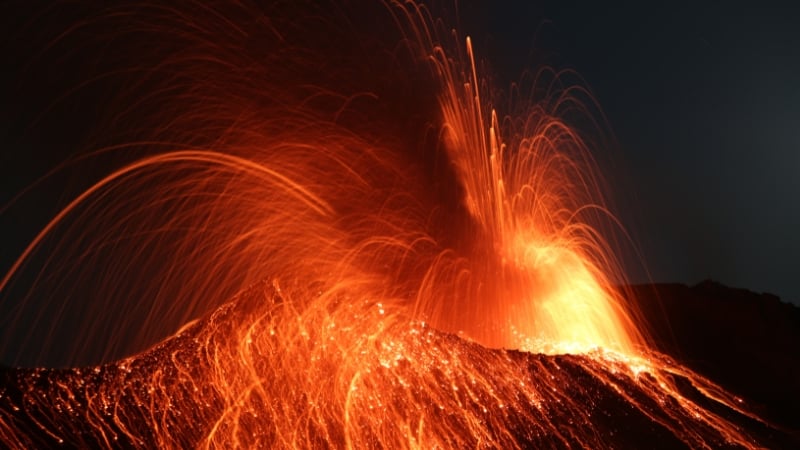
<box><xmin>0</xmin><ymin>1</ymin><xmax>779</xmax><ymax>448</ymax></box>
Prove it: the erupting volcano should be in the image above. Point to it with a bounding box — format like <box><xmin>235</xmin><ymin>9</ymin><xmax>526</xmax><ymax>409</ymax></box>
<box><xmin>0</xmin><ymin>1</ymin><xmax>796</xmax><ymax>448</ymax></box>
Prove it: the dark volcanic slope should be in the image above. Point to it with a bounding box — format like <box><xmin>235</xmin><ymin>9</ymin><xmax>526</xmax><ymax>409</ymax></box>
<box><xmin>0</xmin><ymin>281</ymin><xmax>798</xmax><ymax>448</ymax></box>
<box><xmin>629</xmin><ymin>281</ymin><xmax>800</xmax><ymax>430</ymax></box>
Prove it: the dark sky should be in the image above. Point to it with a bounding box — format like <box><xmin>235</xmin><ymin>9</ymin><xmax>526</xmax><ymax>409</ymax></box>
<box><xmin>2</xmin><ymin>0</ymin><xmax>799</xmax><ymax>309</ymax></box>
<box><xmin>468</xmin><ymin>0</ymin><xmax>800</xmax><ymax>305</ymax></box>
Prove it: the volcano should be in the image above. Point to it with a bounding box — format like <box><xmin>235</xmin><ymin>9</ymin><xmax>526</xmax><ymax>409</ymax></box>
<box><xmin>2</xmin><ymin>1</ymin><xmax>798</xmax><ymax>448</ymax></box>
<box><xmin>1</xmin><ymin>281</ymin><xmax>797</xmax><ymax>448</ymax></box>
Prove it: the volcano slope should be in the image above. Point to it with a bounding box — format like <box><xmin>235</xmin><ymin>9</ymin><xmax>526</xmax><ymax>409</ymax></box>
<box><xmin>629</xmin><ymin>280</ymin><xmax>800</xmax><ymax>432</ymax></box>
<box><xmin>0</xmin><ymin>281</ymin><xmax>797</xmax><ymax>449</ymax></box>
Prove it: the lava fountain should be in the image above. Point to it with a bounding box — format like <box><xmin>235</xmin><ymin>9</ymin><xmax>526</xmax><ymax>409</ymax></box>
<box><xmin>0</xmin><ymin>1</ymin><xmax>778</xmax><ymax>448</ymax></box>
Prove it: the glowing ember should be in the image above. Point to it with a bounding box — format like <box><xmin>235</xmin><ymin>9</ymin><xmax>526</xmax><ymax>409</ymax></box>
<box><xmin>0</xmin><ymin>1</ymin><xmax>776</xmax><ymax>448</ymax></box>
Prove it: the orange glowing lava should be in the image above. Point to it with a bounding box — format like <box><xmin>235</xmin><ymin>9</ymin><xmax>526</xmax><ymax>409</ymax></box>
<box><xmin>409</xmin><ymin>34</ymin><xmax>643</xmax><ymax>355</ymax></box>
<box><xmin>0</xmin><ymin>1</ymin><xmax>773</xmax><ymax>448</ymax></box>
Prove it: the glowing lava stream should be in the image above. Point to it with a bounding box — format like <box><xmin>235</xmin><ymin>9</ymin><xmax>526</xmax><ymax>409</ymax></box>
<box><xmin>0</xmin><ymin>1</ymin><xmax>772</xmax><ymax>448</ymax></box>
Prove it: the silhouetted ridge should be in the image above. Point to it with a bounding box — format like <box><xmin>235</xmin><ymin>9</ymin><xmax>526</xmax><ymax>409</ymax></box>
<box><xmin>628</xmin><ymin>280</ymin><xmax>800</xmax><ymax>431</ymax></box>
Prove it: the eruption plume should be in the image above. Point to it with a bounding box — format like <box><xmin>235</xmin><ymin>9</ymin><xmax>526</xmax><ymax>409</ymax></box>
<box><xmin>0</xmin><ymin>1</ymin><xmax>783</xmax><ymax>448</ymax></box>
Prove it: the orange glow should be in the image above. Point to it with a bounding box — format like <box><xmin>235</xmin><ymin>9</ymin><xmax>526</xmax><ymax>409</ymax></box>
<box><xmin>0</xmin><ymin>1</ymin><xmax>768</xmax><ymax>448</ymax></box>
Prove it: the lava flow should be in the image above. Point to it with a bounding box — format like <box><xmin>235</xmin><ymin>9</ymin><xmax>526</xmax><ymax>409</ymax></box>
<box><xmin>0</xmin><ymin>1</ymin><xmax>783</xmax><ymax>448</ymax></box>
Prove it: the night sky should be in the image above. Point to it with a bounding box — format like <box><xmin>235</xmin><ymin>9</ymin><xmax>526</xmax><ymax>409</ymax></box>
<box><xmin>566</xmin><ymin>1</ymin><xmax>800</xmax><ymax>307</ymax></box>
<box><xmin>469</xmin><ymin>0</ymin><xmax>800</xmax><ymax>306</ymax></box>
<box><xmin>2</xmin><ymin>0</ymin><xmax>799</xmax><ymax>312</ymax></box>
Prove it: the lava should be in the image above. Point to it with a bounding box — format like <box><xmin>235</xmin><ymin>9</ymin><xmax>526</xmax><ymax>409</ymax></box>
<box><xmin>0</xmin><ymin>1</ymin><xmax>781</xmax><ymax>448</ymax></box>
<box><xmin>0</xmin><ymin>283</ymin><xmax>776</xmax><ymax>448</ymax></box>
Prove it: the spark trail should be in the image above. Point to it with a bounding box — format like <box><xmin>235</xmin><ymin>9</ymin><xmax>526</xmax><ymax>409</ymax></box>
<box><xmin>0</xmin><ymin>1</ymin><xmax>780</xmax><ymax>448</ymax></box>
